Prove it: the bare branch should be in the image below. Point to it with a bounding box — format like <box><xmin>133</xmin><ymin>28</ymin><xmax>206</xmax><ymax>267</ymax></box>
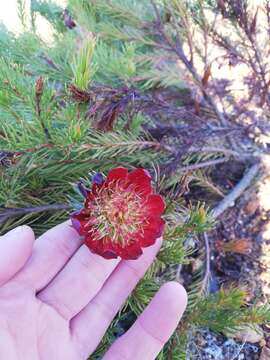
<box><xmin>177</xmin><ymin>157</ymin><xmax>228</xmax><ymax>173</ymax></box>
<box><xmin>150</xmin><ymin>1</ymin><xmax>229</xmax><ymax>128</ymax></box>
<box><xmin>0</xmin><ymin>204</ymin><xmax>71</xmax><ymax>225</ymax></box>
<box><xmin>201</xmin><ymin>232</ymin><xmax>211</xmax><ymax>295</ymax></box>
<box><xmin>211</xmin><ymin>162</ymin><xmax>261</xmax><ymax>219</ymax></box>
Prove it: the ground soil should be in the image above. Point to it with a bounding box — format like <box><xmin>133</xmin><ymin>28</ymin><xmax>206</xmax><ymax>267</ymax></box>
<box><xmin>184</xmin><ymin>162</ymin><xmax>270</xmax><ymax>359</ymax></box>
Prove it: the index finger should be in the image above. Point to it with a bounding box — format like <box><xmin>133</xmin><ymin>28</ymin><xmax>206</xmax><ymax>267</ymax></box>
<box><xmin>15</xmin><ymin>220</ymin><xmax>82</xmax><ymax>290</ymax></box>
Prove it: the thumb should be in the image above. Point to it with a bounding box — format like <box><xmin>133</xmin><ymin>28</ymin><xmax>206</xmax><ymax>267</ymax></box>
<box><xmin>0</xmin><ymin>226</ymin><xmax>35</xmax><ymax>286</ymax></box>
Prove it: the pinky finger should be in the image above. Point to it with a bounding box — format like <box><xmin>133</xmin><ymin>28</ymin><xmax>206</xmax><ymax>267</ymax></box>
<box><xmin>102</xmin><ymin>282</ymin><xmax>187</xmax><ymax>360</ymax></box>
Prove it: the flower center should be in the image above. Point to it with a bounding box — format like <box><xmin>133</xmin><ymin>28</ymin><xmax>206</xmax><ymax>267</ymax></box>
<box><xmin>88</xmin><ymin>184</ymin><xmax>145</xmax><ymax>245</ymax></box>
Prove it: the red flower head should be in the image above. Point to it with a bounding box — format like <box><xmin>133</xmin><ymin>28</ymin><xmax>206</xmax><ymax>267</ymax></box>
<box><xmin>71</xmin><ymin>167</ymin><xmax>165</xmax><ymax>260</ymax></box>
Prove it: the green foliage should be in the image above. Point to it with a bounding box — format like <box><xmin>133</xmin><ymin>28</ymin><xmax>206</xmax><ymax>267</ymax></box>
<box><xmin>129</xmin><ymin>278</ymin><xmax>160</xmax><ymax>315</ymax></box>
<box><xmin>158</xmin><ymin>205</ymin><xmax>211</xmax><ymax>265</ymax></box>
<box><xmin>31</xmin><ymin>0</ymin><xmax>66</xmax><ymax>33</ymax></box>
<box><xmin>158</xmin><ymin>237</ymin><xmax>188</xmax><ymax>265</ymax></box>
<box><xmin>188</xmin><ymin>287</ymin><xmax>270</xmax><ymax>333</ymax></box>
<box><xmin>71</xmin><ymin>36</ymin><xmax>96</xmax><ymax>90</ymax></box>
<box><xmin>155</xmin><ymin>287</ymin><xmax>270</xmax><ymax>358</ymax></box>
<box><xmin>93</xmin><ymin>42</ymin><xmax>137</xmax><ymax>84</ymax></box>
<box><xmin>138</xmin><ymin>56</ymin><xmax>187</xmax><ymax>90</ymax></box>
<box><xmin>17</xmin><ymin>0</ymin><xmax>27</xmax><ymax>28</ymax></box>
<box><xmin>189</xmin><ymin>287</ymin><xmax>247</xmax><ymax>332</ymax></box>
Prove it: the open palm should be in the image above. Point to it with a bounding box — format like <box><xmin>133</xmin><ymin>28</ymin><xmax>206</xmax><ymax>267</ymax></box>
<box><xmin>0</xmin><ymin>222</ymin><xmax>187</xmax><ymax>360</ymax></box>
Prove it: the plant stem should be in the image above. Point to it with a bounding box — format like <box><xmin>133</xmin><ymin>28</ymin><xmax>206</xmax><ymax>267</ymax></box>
<box><xmin>178</xmin><ymin>157</ymin><xmax>228</xmax><ymax>173</ymax></box>
<box><xmin>212</xmin><ymin>162</ymin><xmax>261</xmax><ymax>219</ymax></box>
<box><xmin>0</xmin><ymin>204</ymin><xmax>71</xmax><ymax>225</ymax></box>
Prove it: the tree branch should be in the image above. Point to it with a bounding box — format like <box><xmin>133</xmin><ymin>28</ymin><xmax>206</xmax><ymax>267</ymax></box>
<box><xmin>177</xmin><ymin>157</ymin><xmax>228</xmax><ymax>173</ymax></box>
<box><xmin>211</xmin><ymin>162</ymin><xmax>261</xmax><ymax>219</ymax></box>
<box><xmin>200</xmin><ymin>232</ymin><xmax>211</xmax><ymax>294</ymax></box>
<box><xmin>0</xmin><ymin>204</ymin><xmax>71</xmax><ymax>225</ymax></box>
<box><xmin>188</xmin><ymin>146</ymin><xmax>250</xmax><ymax>159</ymax></box>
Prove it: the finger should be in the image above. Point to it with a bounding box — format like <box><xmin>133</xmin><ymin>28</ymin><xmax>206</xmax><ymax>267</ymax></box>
<box><xmin>70</xmin><ymin>238</ymin><xmax>162</xmax><ymax>357</ymax></box>
<box><xmin>38</xmin><ymin>244</ymin><xmax>120</xmax><ymax>320</ymax></box>
<box><xmin>102</xmin><ymin>282</ymin><xmax>187</xmax><ymax>360</ymax></box>
<box><xmin>15</xmin><ymin>221</ymin><xmax>82</xmax><ymax>291</ymax></box>
<box><xmin>0</xmin><ymin>226</ymin><xmax>35</xmax><ymax>286</ymax></box>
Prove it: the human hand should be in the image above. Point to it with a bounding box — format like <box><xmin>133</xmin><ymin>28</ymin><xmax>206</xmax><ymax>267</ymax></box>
<box><xmin>0</xmin><ymin>222</ymin><xmax>187</xmax><ymax>360</ymax></box>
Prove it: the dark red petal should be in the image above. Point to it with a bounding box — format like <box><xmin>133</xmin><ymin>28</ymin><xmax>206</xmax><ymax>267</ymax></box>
<box><xmin>85</xmin><ymin>231</ymin><xmax>143</xmax><ymax>260</ymax></box>
<box><xmin>144</xmin><ymin>194</ymin><xmax>165</xmax><ymax>216</ymax></box>
<box><xmin>84</xmin><ymin>234</ymin><xmax>95</xmax><ymax>248</ymax></box>
<box><xmin>139</xmin><ymin>235</ymin><xmax>156</xmax><ymax>247</ymax></box>
<box><xmin>130</xmin><ymin>168</ymin><xmax>151</xmax><ymax>179</ymax></box>
<box><xmin>143</xmin><ymin>217</ymin><xmax>165</xmax><ymax>238</ymax></box>
<box><xmin>128</xmin><ymin>168</ymin><xmax>151</xmax><ymax>182</ymax></box>
<box><xmin>106</xmin><ymin>167</ymin><xmax>128</xmax><ymax>183</ymax></box>
<box><xmin>100</xmin><ymin>239</ymin><xmax>119</xmax><ymax>258</ymax></box>
<box><xmin>138</xmin><ymin>230</ymin><xmax>157</xmax><ymax>247</ymax></box>
<box><xmin>101</xmin><ymin>250</ymin><xmax>118</xmax><ymax>259</ymax></box>
<box><xmin>84</xmin><ymin>189</ymin><xmax>97</xmax><ymax>207</ymax></box>
<box><xmin>127</xmin><ymin>168</ymin><xmax>152</xmax><ymax>196</ymax></box>
<box><xmin>85</xmin><ymin>235</ymin><xmax>119</xmax><ymax>259</ymax></box>
<box><xmin>135</xmin><ymin>218</ymin><xmax>165</xmax><ymax>248</ymax></box>
<box><xmin>71</xmin><ymin>210</ymin><xmax>89</xmax><ymax>235</ymax></box>
<box><xmin>119</xmin><ymin>241</ymin><xmax>143</xmax><ymax>260</ymax></box>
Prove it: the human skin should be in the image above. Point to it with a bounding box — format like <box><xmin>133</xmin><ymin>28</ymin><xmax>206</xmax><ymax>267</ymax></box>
<box><xmin>0</xmin><ymin>222</ymin><xmax>187</xmax><ymax>360</ymax></box>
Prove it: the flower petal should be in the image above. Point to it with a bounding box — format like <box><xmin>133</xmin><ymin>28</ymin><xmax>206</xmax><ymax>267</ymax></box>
<box><xmin>144</xmin><ymin>194</ymin><xmax>166</xmax><ymax>216</ymax></box>
<box><xmin>71</xmin><ymin>217</ymin><xmax>82</xmax><ymax>235</ymax></box>
<box><xmin>143</xmin><ymin>217</ymin><xmax>165</xmax><ymax>238</ymax></box>
<box><xmin>77</xmin><ymin>181</ymin><xmax>89</xmax><ymax>198</ymax></box>
<box><xmin>138</xmin><ymin>231</ymin><xmax>157</xmax><ymax>247</ymax></box>
<box><xmin>106</xmin><ymin>167</ymin><xmax>128</xmax><ymax>183</ymax></box>
<box><xmin>119</xmin><ymin>241</ymin><xmax>143</xmax><ymax>260</ymax></box>
<box><xmin>71</xmin><ymin>167</ymin><xmax>166</xmax><ymax>261</ymax></box>
<box><xmin>92</xmin><ymin>172</ymin><xmax>104</xmax><ymax>185</ymax></box>
<box><xmin>71</xmin><ymin>210</ymin><xmax>89</xmax><ymax>235</ymax></box>
<box><xmin>127</xmin><ymin>168</ymin><xmax>152</xmax><ymax>195</ymax></box>
<box><xmin>101</xmin><ymin>250</ymin><xmax>118</xmax><ymax>259</ymax></box>
<box><xmin>85</xmin><ymin>236</ymin><xmax>118</xmax><ymax>259</ymax></box>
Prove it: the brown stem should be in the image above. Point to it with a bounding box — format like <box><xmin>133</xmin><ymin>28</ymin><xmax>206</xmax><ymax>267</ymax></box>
<box><xmin>211</xmin><ymin>162</ymin><xmax>261</xmax><ymax>219</ymax></box>
<box><xmin>177</xmin><ymin>157</ymin><xmax>228</xmax><ymax>173</ymax></box>
<box><xmin>14</xmin><ymin>143</ymin><xmax>55</xmax><ymax>156</ymax></box>
<box><xmin>12</xmin><ymin>138</ymin><xmax>175</xmax><ymax>158</ymax></box>
<box><xmin>187</xmin><ymin>146</ymin><xmax>248</xmax><ymax>159</ymax></box>
<box><xmin>39</xmin><ymin>54</ymin><xmax>60</xmax><ymax>71</ymax></box>
<box><xmin>0</xmin><ymin>204</ymin><xmax>71</xmax><ymax>225</ymax></box>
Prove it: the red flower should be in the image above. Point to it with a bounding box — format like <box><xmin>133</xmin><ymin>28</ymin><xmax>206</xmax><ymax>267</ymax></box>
<box><xmin>71</xmin><ymin>167</ymin><xmax>165</xmax><ymax>260</ymax></box>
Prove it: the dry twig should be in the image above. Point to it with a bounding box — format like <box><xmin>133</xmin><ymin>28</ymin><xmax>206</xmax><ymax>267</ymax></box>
<box><xmin>0</xmin><ymin>204</ymin><xmax>71</xmax><ymax>225</ymax></box>
<box><xmin>177</xmin><ymin>157</ymin><xmax>228</xmax><ymax>173</ymax></box>
<box><xmin>212</xmin><ymin>162</ymin><xmax>261</xmax><ymax>219</ymax></box>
